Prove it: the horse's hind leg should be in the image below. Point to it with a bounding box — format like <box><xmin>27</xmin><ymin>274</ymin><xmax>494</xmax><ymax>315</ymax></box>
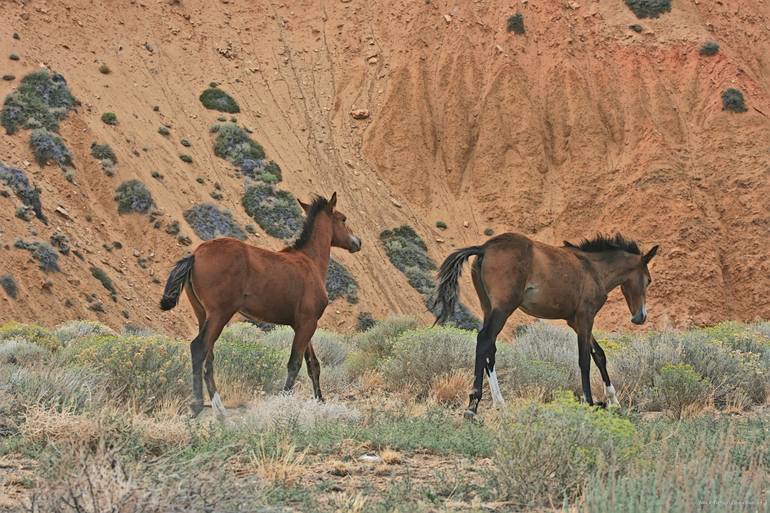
<box><xmin>304</xmin><ymin>343</ymin><xmax>323</xmax><ymax>402</ymax></box>
<box><xmin>471</xmin><ymin>261</ymin><xmax>504</xmax><ymax>407</ymax></box>
<box><xmin>190</xmin><ymin>313</ymin><xmax>231</xmax><ymax>418</ymax></box>
<box><xmin>467</xmin><ymin>308</ymin><xmax>510</xmax><ymax>419</ymax></box>
<box><xmin>591</xmin><ymin>337</ymin><xmax>618</xmax><ymax>407</ymax></box>
<box><xmin>204</xmin><ymin>351</ymin><xmax>226</xmax><ymax>417</ymax></box>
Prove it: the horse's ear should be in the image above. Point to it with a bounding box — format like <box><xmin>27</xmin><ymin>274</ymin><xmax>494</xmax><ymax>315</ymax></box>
<box><xmin>643</xmin><ymin>245</ymin><xmax>659</xmax><ymax>264</ymax></box>
<box><xmin>329</xmin><ymin>192</ymin><xmax>337</xmax><ymax>210</ymax></box>
<box><xmin>297</xmin><ymin>198</ymin><xmax>311</xmax><ymax>214</ymax></box>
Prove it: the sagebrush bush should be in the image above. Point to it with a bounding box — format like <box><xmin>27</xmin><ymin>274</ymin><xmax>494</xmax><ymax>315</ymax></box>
<box><xmin>54</xmin><ymin>320</ymin><xmax>116</xmax><ymax>345</ymax></box>
<box><xmin>326</xmin><ymin>259</ymin><xmax>358</xmax><ymax>304</ymax></box>
<box><xmin>158</xmin><ymin>126</ymin><xmax>170</xmax><ymax>136</ymax></box>
<box><xmin>346</xmin><ymin>316</ymin><xmax>418</xmax><ymax>377</ymax></box>
<box><xmin>382</xmin><ymin>326</ymin><xmax>476</xmax><ymax>396</ymax></box>
<box><xmin>242</xmin><ymin>183</ymin><xmax>303</xmax><ymax>239</ymax></box>
<box><xmin>700</xmin><ymin>41</ymin><xmax>720</xmax><ymax>56</ymax></box>
<box><xmin>308</xmin><ymin>330</ymin><xmax>350</xmax><ymax>367</ymax></box>
<box><xmin>722</xmin><ymin>88</ymin><xmax>747</xmax><ymax>113</ymax></box>
<box><xmin>212</xmin><ymin>123</ymin><xmax>265</xmax><ymax>167</ymax></box>
<box><xmin>63</xmin><ymin>335</ymin><xmax>189</xmax><ymax>412</ymax></box>
<box><xmin>29</xmin><ymin>128</ymin><xmax>74</xmax><ymax>168</ymax></box>
<box><xmin>90</xmin><ymin>142</ymin><xmax>116</xmax><ymax>164</ymax></box>
<box><xmin>114</xmin><ymin>179</ymin><xmax>154</xmax><ymax>214</ymax></box>
<box><xmin>356</xmin><ymin>312</ymin><xmax>376</xmax><ymax>332</ymax></box>
<box><xmin>183</xmin><ymin>203</ymin><xmax>246</xmax><ymax>240</ymax></box>
<box><xmin>435</xmin><ymin>220</ymin><xmax>447</xmax><ymax>230</ymax></box>
<box><xmin>90</xmin><ymin>266</ymin><xmax>117</xmax><ymax>300</ymax></box>
<box><xmin>488</xmin><ymin>393</ymin><xmax>637</xmax><ymax>508</ymax></box>
<box><xmin>624</xmin><ymin>0</ymin><xmax>671</xmax><ymax>19</ymax></box>
<box><xmin>1</xmin><ymin>70</ymin><xmax>75</xmax><ymax>134</ymax></box>
<box><xmin>101</xmin><ymin>111</ymin><xmax>117</xmax><ymax>125</ymax></box>
<box><xmin>0</xmin><ymin>162</ymin><xmax>45</xmax><ymax>222</ymax></box>
<box><xmin>0</xmin><ymin>339</ymin><xmax>49</xmax><ymax>366</ymax></box>
<box><xmin>509</xmin><ymin>322</ymin><xmax>582</xmax><ymax>394</ymax></box>
<box><xmin>1</xmin><ymin>364</ymin><xmax>108</xmax><ymax>412</ymax></box>
<box><xmin>653</xmin><ymin>364</ymin><xmax>709</xmax><ymax>418</ymax></box>
<box><xmin>199</xmin><ymin>87</ymin><xmax>240</xmax><ymax>113</ymax></box>
<box><xmin>214</xmin><ymin>335</ymin><xmax>286</xmax><ymax>393</ymax></box>
<box><xmin>0</xmin><ymin>274</ymin><xmax>18</xmax><ymax>299</ymax></box>
<box><xmin>241</xmin><ymin>158</ymin><xmax>282</xmax><ymax>182</ymax></box>
<box><xmin>0</xmin><ymin>322</ymin><xmax>59</xmax><ymax>351</ymax></box>
<box><xmin>15</xmin><ymin>239</ymin><xmax>60</xmax><ymax>272</ymax></box>
<box><xmin>506</xmin><ymin>13</ymin><xmax>525</xmax><ymax>34</ymax></box>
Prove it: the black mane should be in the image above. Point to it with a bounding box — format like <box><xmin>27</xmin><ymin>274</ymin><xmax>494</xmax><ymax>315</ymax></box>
<box><xmin>564</xmin><ymin>233</ymin><xmax>641</xmax><ymax>255</ymax></box>
<box><xmin>291</xmin><ymin>196</ymin><xmax>330</xmax><ymax>249</ymax></box>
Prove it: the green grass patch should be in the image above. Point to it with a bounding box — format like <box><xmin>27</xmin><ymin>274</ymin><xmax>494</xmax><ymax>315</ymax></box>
<box><xmin>199</xmin><ymin>87</ymin><xmax>240</xmax><ymax>113</ymax></box>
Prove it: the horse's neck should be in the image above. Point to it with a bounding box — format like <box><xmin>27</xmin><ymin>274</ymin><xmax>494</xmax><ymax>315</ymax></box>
<box><xmin>589</xmin><ymin>253</ymin><xmax>635</xmax><ymax>292</ymax></box>
<box><xmin>299</xmin><ymin>217</ymin><xmax>332</xmax><ymax>277</ymax></box>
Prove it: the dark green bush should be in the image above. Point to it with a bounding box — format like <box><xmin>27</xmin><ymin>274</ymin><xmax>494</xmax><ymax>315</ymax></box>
<box><xmin>0</xmin><ymin>275</ymin><xmax>18</xmax><ymax>299</ymax></box>
<box><xmin>212</xmin><ymin>123</ymin><xmax>265</xmax><ymax>167</ymax></box>
<box><xmin>484</xmin><ymin>228</ymin><xmax>494</xmax><ymax>236</ymax></box>
<box><xmin>241</xmin><ymin>158</ymin><xmax>282</xmax><ymax>183</ymax></box>
<box><xmin>722</xmin><ymin>88</ymin><xmax>747</xmax><ymax>113</ymax></box>
<box><xmin>242</xmin><ymin>183</ymin><xmax>303</xmax><ymax>240</ymax></box>
<box><xmin>0</xmin><ymin>162</ymin><xmax>45</xmax><ymax>222</ymax></box>
<box><xmin>1</xmin><ymin>70</ymin><xmax>75</xmax><ymax>134</ymax></box>
<box><xmin>90</xmin><ymin>142</ymin><xmax>116</xmax><ymax>164</ymax></box>
<box><xmin>90</xmin><ymin>266</ymin><xmax>117</xmax><ymax>301</ymax></box>
<box><xmin>101</xmin><ymin>112</ymin><xmax>117</xmax><ymax>125</ymax></box>
<box><xmin>653</xmin><ymin>364</ymin><xmax>709</xmax><ymax>419</ymax></box>
<box><xmin>2</xmin><ymin>74</ymin><xmax>15</xmax><ymax>81</ymax></box>
<box><xmin>356</xmin><ymin>312</ymin><xmax>376</xmax><ymax>332</ymax></box>
<box><xmin>29</xmin><ymin>129</ymin><xmax>73</xmax><ymax>168</ymax></box>
<box><xmin>199</xmin><ymin>87</ymin><xmax>240</xmax><ymax>113</ymax></box>
<box><xmin>624</xmin><ymin>0</ymin><xmax>671</xmax><ymax>19</ymax></box>
<box><xmin>326</xmin><ymin>259</ymin><xmax>358</xmax><ymax>304</ymax></box>
<box><xmin>158</xmin><ymin>126</ymin><xmax>170</xmax><ymax>136</ymax></box>
<box><xmin>183</xmin><ymin>203</ymin><xmax>246</xmax><ymax>240</ymax></box>
<box><xmin>114</xmin><ymin>179</ymin><xmax>154</xmax><ymax>214</ymax></box>
<box><xmin>700</xmin><ymin>41</ymin><xmax>720</xmax><ymax>56</ymax></box>
<box><xmin>435</xmin><ymin>220</ymin><xmax>447</xmax><ymax>230</ymax></box>
<box><xmin>507</xmin><ymin>13</ymin><xmax>525</xmax><ymax>34</ymax></box>
<box><xmin>179</xmin><ymin>154</ymin><xmax>193</xmax><ymax>163</ymax></box>
<box><xmin>15</xmin><ymin>239</ymin><xmax>60</xmax><ymax>272</ymax></box>
<box><xmin>9</xmin><ymin>53</ymin><xmax>19</xmax><ymax>61</ymax></box>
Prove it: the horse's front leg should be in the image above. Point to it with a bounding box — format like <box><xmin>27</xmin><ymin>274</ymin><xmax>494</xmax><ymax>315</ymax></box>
<box><xmin>283</xmin><ymin>319</ymin><xmax>317</xmax><ymax>392</ymax></box>
<box><xmin>574</xmin><ymin>317</ymin><xmax>595</xmax><ymax>406</ymax></box>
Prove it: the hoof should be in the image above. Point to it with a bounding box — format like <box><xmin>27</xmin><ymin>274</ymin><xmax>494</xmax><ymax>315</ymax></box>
<box><xmin>463</xmin><ymin>409</ymin><xmax>477</xmax><ymax>420</ymax></box>
<box><xmin>189</xmin><ymin>402</ymin><xmax>204</xmax><ymax>419</ymax></box>
<box><xmin>315</xmin><ymin>395</ymin><xmax>325</xmax><ymax>403</ymax></box>
<box><xmin>594</xmin><ymin>401</ymin><xmax>608</xmax><ymax>409</ymax></box>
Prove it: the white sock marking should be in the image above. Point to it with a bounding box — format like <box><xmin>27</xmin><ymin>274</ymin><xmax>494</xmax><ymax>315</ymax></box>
<box><xmin>605</xmin><ymin>384</ymin><xmax>619</xmax><ymax>406</ymax></box>
<box><xmin>211</xmin><ymin>392</ymin><xmax>227</xmax><ymax>417</ymax></box>
<box><xmin>488</xmin><ymin>369</ymin><xmax>505</xmax><ymax>406</ymax></box>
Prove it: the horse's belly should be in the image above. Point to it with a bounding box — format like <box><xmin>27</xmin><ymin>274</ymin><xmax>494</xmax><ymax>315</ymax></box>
<box><xmin>519</xmin><ymin>284</ymin><xmax>572</xmax><ymax>320</ymax></box>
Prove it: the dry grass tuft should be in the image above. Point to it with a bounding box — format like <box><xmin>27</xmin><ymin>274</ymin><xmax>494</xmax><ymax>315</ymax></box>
<box><xmin>380</xmin><ymin>448</ymin><xmax>403</xmax><ymax>465</ymax></box>
<box><xmin>429</xmin><ymin>370</ymin><xmax>471</xmax><ymax>407</ymax></box>
<box><xmin>249</xmin><ymin>439</ymin><xmax>306</xmax><ymax>486</ymax></box>
<box><xmin>239</xmin><ymin>394</ymin><xmax>360</xmax><ymax>430</ymax></box>
<box><xmin>22</xmin><ymin>406</ymin><xmax>102</xmax><ymax>445</ymax></box>
<box><xmin>331</xmin><ymin>492</ymin><xmax>368</xmax><ymax>513</ymax></box>
<box><xmin>327</xmin><ymin>459</ymin><xmax>352</xmax><ymax>476</ymax></box>
<box><xmin>359</xmin><ymin>369</ymin><xmax>385</xmax><ymax>393</ymax></box>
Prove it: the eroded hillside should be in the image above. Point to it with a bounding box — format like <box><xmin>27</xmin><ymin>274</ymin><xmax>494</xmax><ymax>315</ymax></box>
<box><xmin>0</xmin><ymin>0</ymin><xmax>768</xmax><ymax>336</ymax></box>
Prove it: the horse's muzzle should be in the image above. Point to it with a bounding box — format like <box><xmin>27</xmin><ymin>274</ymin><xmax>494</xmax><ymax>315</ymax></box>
<box><xmin>631</xmin><ymin>307</ymin><xmax>647</xmax><ymax>325</ymax></box>
<box><xmin>349</xmin><ymin>236</ymin><xmax>362</xmax><ymax>253</ymax></box>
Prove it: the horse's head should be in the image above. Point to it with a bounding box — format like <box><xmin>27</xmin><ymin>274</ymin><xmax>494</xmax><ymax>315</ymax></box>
<box><xmin>298</xmin><ymin>192</ymin><xmax>361</xmax><ymax>253</ymax></box>
<box><xmin>621</xmin><ymin>245</ymin><xmax>658</xmax><ymax>325</ymax></box>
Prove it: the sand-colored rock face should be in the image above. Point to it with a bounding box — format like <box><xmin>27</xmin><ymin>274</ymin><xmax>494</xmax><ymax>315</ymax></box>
<box><xmin>0</xmin><ymin>0</ymin><xmax>767</xmax><ymax>336</ymax></box>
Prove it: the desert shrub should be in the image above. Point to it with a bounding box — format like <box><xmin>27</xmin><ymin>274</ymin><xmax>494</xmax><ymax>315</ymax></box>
<box><xmin>63</xmin><ymin>335</ymin><xmax>188</xmax><ymax>412</ymax></box>
<box><xmin>510</xmin><ymin>322</ymin><xmax>582</xmax><ymax>394</ymax></box>
<box><xmin>212</xmin><ymin>123</ymin><xmax>265</xmax><ymax>167</ymax></box>
<box><xmin>624</xmin><ymin>0</ymin><xmax>671</xmax><ymax>19</ymax></box>
<box><xmin>183</xmin><ymin>203</ymin><xmax>246</xmax><ymax>240</ymax></box>
<box><xmin>0</xmin><ymin>322</ymin><xmax>59</xmax><ymax>351</ymax></box>
<box><xmin>241</xmin><ymin>158</ymin><xmax>282</xmax><ymax>182</ymax></box>
<box><xmin>219</xmin><ymin>322</ymin><xmax>265</xmax><ymax>345</ymax></box>
<box><xmin>90</xmin><ymin>267</ymin><xmax>117</xmax><ymax>301</ymax></box>
<box><xmin>435</xmin><ymin>220</ymin><xmax>447</xmax><ymax>230</ymax></box>
<box><xmin>1</xmin><ymin>365</ymin><xmax>108</xmax><ymax>412</ymax></box>
<box><xmin>346</xmin><ymin>316</ymin><xmax>419</xmax><ymax>377</ymax></box>
<box><xmin>90</xmin><ymin>142</ymin><xmax>116</xmax><ymax>164</ymax></box>
<box><xmin>114</xmin><ymin>179</ymin><xmax>154</xmax><ymax>214</ymax></box>
<box><xmin>9</xmin><ymin>53</ymin><xmax>19</xmax><ymax>60</ymax></box>
<box><xmin>0</xmin><ymin>162</ymin><xmax>45</xmax><ymax>221</ymax></box>
<box><xmin>199</xmin><ymin>86</ymin><xmax>240</xmax><ymax>113</ymax></box>
<box><xmin>242</xmin><ymin>183</ymin><xmax>303</xmax><ymax>239</ymax></box>
<box><xmin>487</xmin><ymin>393</ymin><xmax>637</xmax><ymax>508</ymax></box>
<box><xmin>722</xmin><ymin>88</ymin><xmax>747</xmax><ymax>113</ymax></box>
<box><xmin>356</xmin><ymin>312</ymin><xmax>376</xmax><ymax>332</ymax></box>
<box><xmin>180</xmin><ymin>138</ymin><xmax>191</xmax><ymax>147</ymax></box>
<box><xmin>98</xmin><ymin>62</ymin><xmax>111</xmax><ymax>74</ymax></box>
<box><xmin>629</xmin><ymin>24</ymin><xmax>643</xmax><ymax>33</ymax></box>
<box><xmin>0</xmin><ymin>339</ymin><xmax>49</xmax><ymax>366</ymax></box>
<box><xmin>214</xmin><ymin>336</ymin><xmax>286</xmax><ymax>393</ymax></box>
<box><xmin>1</xmin><ymin>70</ymin><xmax>75</xmax><ymax>134</ymax></box>
<box><xmin>309</xmin><ymin>330</ymin><xmax>350</xmax><ymax>367</ymax></box>
<box><xmin>1</xmin><ymin>274</ymin><xmax>18</xmax><ymax>299</ymax></box>
<box><xmin>101</xmin><ymin>111</ymin><xmax>117</xmax><ymax>125</ymax></box>
<box><xmin>158</xmin><ymin>125</ymin><xmax>170</xmax><ymax>136</ymax></box>
<box><xmin>179</xmin><ymin>153</ymin><xmax>193</xmax><ymax>163</ymax></box>
<box><xmin>506</xmin><ymin>13</ymin><xmax>525</xmax><ymax>34</ymax></box>
<box><xmin>483</xmin><ymin>228</ymin><xmax>494</xmax><ymax>236</ymax></box>
<box><xmin>2</xmin><ymin>74</ymin><xmax>14</xmax><ymax>81</ymax></box>
<box><xmin>29</xmin><ymin>128</ymin><xmax>74</xmax><ymax>168</ymax></box>
<box><xmin>326</xmin><ymin>259</ymin><xmax>358</xmax><ymax>304</ymax></box>
<box><xmin>508</xmin><ymin>358</ymin><xmax>574</xmax><ymax>401</ymax></box>
<box><xmin>54</xmin><ymin>320</ymin><xmax>116</xmax><ymax>345</ymax></box>
<box><xmin>381</xmin><ymin>326</ymin><xmax>476</xmax><ymax>396</ymax></box>
<box><xmin>653</xmin><ymin>364</ymin><xmax>709</xmax><ymax>419</ymax></box>
<box><xmin>15</xmin><ymin>239</ymin><xmax>61</xmax><ymax>272</ymax></box>
<box><xmin>50</xmin><ymin>232</ymin><xmax>70</xmax><ymax>255</ymax></box>
<box><xmin>700</xmin><ymin>41</ymin><xmax>720</xmax><ymax>56</ymax></box>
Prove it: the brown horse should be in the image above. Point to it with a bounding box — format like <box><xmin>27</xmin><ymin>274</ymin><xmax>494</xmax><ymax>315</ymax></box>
<box><xmin>160</xmin><ymin>193</ymin><xmax>361</xmax><ymax>417</ymax></box>
<box><xmin>433</xmin><ymin>232</ymin><xmax>658</xmax><ymax>418</ymax></box>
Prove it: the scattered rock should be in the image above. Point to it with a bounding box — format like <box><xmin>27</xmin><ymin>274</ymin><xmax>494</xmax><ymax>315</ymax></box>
<box><xmin>443</xmin><ymin>14</ymin><xmax>452</xmax><ymax>23</ymax></box>
<box><xmin>358</xmin><ymin>454</ymin><xmax>382</xmax><ymax>463</ymax></box>
<box><xmin>55</xmin><ymin>206</ymin><xmax>72</xmax><ymax>220</ymax></box>
<box><xmin>390</xmin><ymin>197</ymin><xmax>402</xmax><ymax>208</ymax></box>
<box><xmin>350</xmin><ymin>109</ymin><xmax>370</xmax><ymax>120</ymax></box>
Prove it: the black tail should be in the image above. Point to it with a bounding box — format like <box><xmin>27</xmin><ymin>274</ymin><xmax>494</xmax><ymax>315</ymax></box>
<box><xmin>160</xmin><ymin>254</ymin><xmax>194</xmax><ymax>311</ymax></box>
<box><xmin>432</xmin><ymin>245</ymin><xmax>484</xmax><ymax>326</ymax></box>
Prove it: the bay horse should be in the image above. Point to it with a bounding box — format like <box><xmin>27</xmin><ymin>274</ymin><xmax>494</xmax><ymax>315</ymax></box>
<box><xmin>160</xmin><ymin>192</ymin><xmax>361</xmax><ymax>417</ymax></box>
<box><xmin>433</xmin><ymin>232</ymin><xmax>658</xmax><ymax>419</ymax></box>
